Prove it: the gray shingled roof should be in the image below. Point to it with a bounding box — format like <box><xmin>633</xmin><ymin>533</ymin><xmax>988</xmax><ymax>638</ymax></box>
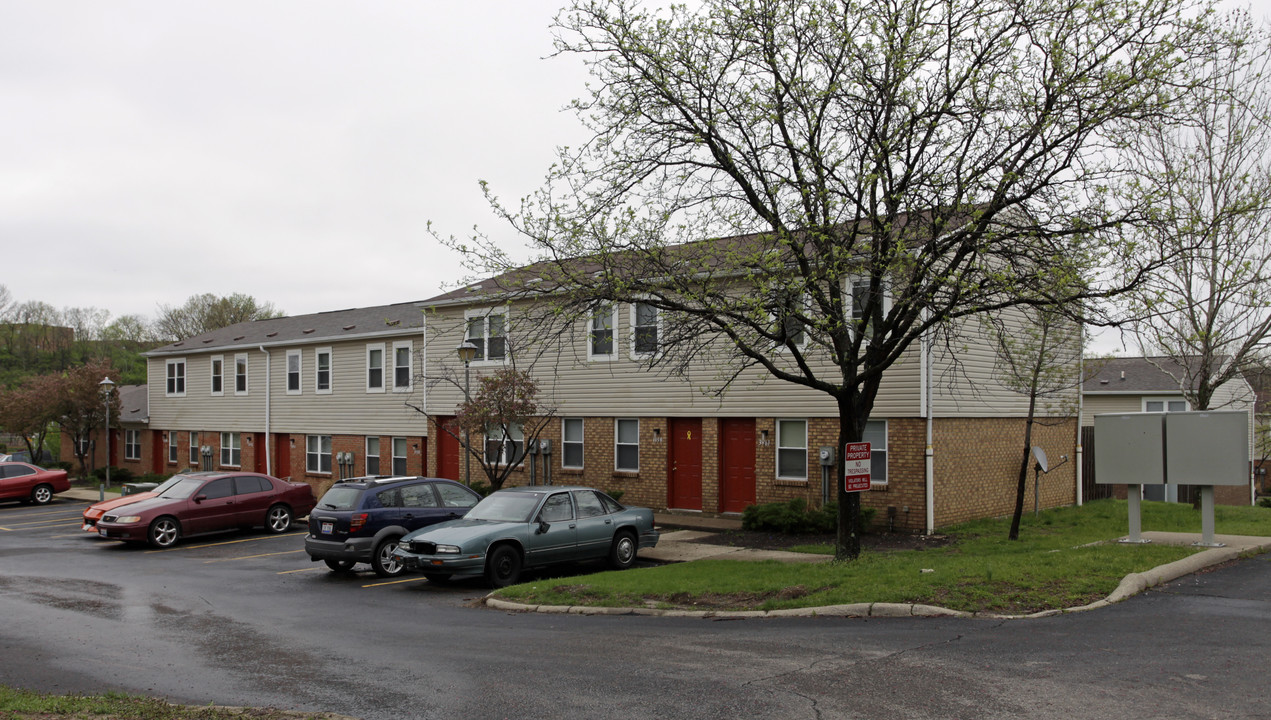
<box><xmin>1082</xmin><ymin>356</ymin><xmax>1206</xmax><ymax>394</ymax></box>
<box><xmin>143</xmin><ymin>301</ymin><xmax>425</xmax><ymax>356</ymax></box>
<box><xmin>119</xmin><ymin>384</ymin><xmax>148</xmax><ymax>424</ymax></box>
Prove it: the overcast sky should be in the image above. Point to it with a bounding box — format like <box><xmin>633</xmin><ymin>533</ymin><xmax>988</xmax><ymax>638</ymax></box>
<box><xmin>3</xmin><ymin>0</ymin><xmax>1268</xmax><ymax>355</ymax></box>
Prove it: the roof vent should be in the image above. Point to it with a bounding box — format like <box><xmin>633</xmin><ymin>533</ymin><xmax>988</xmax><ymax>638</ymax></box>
<box><xmin>202</xmin><ymin>339</ymin><xmax>214</xmax><ymax>344</ymax></box>
<box><xmin>1100</xmin><ymin>379</ymin><xmax>1109</xmax><ymax>385</ymax></box>
<box><xmin>385</xmin><ymin>319</ymin><xmax>401</xmax><ymax>327</ymax></box>
<box><xmin>343</xmin><ymin>324</ymin><xmax>356</xmax><ymax>331</ymax></box>
<box><xmin>266</xmin><ymin>332</ymin><xmax>278</xmax><ymax>338</ymax></box>
<box><xmin>302</xmin><ymin>329</ymin><xmax>315</xmax><ymax>334</ymax></box>
<box><xmin>1120</xmin><ymin>371</ymin><xmax>1126</xmax><ymax>381</ymax></box>
<box><xmin>173</xmin><ymin>342</ymin><xmax>184</xmax><ymax>347</ymax></box>
<box><xmin>233</xmin><ymin>336</ymin><xmax>245</xmax><ymax>341</ymax></box>
<box><xmin>466</xmin><ymin>285</ymin><xmax>483</xmax><ymax>293</ymax></box>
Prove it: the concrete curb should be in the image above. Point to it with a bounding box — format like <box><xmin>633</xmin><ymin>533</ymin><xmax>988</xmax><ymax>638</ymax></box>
<box><xmin>483</xmin><ymin>536</ymin><xmax>1271</xmax><ymax>620</ymax></box>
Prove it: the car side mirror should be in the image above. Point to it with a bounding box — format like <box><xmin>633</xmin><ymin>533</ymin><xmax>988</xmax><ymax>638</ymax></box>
<box><xmin>536</xmin><ymin>520</ymin><xmax>550</xmax><ymax>534</ymax></box>
<box><xmin>194</xmin><ymin>495</ymin><xmax>207</xmax><ymax>503</ymax></box>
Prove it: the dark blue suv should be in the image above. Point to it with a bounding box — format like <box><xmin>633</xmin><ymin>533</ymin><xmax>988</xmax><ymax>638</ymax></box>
<box><xmin>305</xmin><ymin>476</ymin><xmax>481</xmax><ymax>577</ymax></box>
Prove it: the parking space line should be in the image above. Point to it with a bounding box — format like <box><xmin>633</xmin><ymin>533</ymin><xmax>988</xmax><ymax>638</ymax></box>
<box><xmin>0</xmin><ymin>507</ymin><xmax>82</xmax><ymax>518</ymax></box>
<box><xmin>203</xmin><ymin>549</ymin><xmax>306</xmax><ymax>563</ymax></box>
<box><xmin>1</xmin><ymin>519</ymin><xmax>82</xmax><ymax>529</ymax></box>
<box><xmin>277</xmin><ymin>567</ymin><xmax>325</xmax><ymax>575</ymax></box>
<box><xmin>142</xmin><ymin>531</ymin><xmax>306</xmax><ymax>554</ymax></box>
<box><xmin>361</xmin><ymin>577</ymin><xmax>428</xmax><ymax>588</ymax></box>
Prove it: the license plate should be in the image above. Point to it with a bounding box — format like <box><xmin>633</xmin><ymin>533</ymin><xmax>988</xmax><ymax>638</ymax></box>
<box><xmin>98</xmin><ymin>528</ymin><xmax>107</xmax><ymax>537</ymax></box>
<box><xmin>82</xmin><ymin>523</ymin><xmax>92</xmax><ymax>531</ymax></box>
<box><xmin>321</xmin><ymin>522</ymin><xmax>333</xmax><ymax>534</ymax></box>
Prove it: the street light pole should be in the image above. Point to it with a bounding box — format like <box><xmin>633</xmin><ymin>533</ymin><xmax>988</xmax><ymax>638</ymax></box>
<box><xmin>98</xmin><ymin>377</ymin><xmax>115</xmax><ymax>502</ymax></box>
<box><xmin>456</xmin><ymin>342</ymin><xmax>478</xmax><ymax>487</ymax></box>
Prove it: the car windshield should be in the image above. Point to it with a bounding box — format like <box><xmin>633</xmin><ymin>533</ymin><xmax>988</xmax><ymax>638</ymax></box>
<box><xmin>151</xmin><ymin>475</ymin><xmax>184</xmax><ymax>494</ymax></box>
<box><xmin>157</xmin><ymin>476</ymin><xmax>208</xmax><ymax>500</ymax></box>
<box><xmin>465</xmin><ymin>492</ymin><xmax>543</xmax><ymax>523</ymax></box>
<box><xmin>316</xmin><ymin>486</ymin><xmax>362</xmax><ymax>510</ymax></box>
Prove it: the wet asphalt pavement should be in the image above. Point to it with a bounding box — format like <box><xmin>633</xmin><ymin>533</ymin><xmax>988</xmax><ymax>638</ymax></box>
<box><xmin>1</xmin><ymin>497</ymin><xmax>1269</xmax><ymax>719</ymax></box>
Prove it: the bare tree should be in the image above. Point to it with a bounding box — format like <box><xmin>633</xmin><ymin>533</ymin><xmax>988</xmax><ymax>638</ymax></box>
<box><xmin>154</xmin><ymin>293</ymin><xmax>283</xmax><ymax>341</ymax></box>
<box><xmin>1123</xmin><ymin>11</ymin><xmax>1271</xmax><ymax>411</ymax></box>
<box><xmin>441</xmin><ymin>0</ymin><xmax>1218</xmax><ymax>559</ymax></box>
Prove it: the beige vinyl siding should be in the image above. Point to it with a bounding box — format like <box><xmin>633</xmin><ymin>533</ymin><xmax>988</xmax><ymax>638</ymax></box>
<box><xmin>424</xmin><ymin>302</ymin><xmax>922</xmax><ymax>419</ymax></box>
<box><xmin>930</xmin><ymin>310</ymin><xmax>1080</xmax><ymax>419</ymax></box>
<box><xmin>1081</xmin><ymin>394</ymin><xmax>1150</xmax><ymax>426</ymax></box>
<box><xmin>147</xmin><ymin>338</ymin><xmax>428</xmax><ymax>436</ymax></box>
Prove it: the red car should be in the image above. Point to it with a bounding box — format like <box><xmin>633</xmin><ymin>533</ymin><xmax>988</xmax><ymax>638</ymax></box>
<box><xmin>82</xmin><ymin>475</ymin><xmax>184</xmax><ymax>532</ymax></box>
<box><xmin>0</xmin><ymin>462</ymin><xmax>71</xmax><ymax>505</ymax></box>
<box><xmin>95</xmin><ymin>471</ymin><xmax>316</xmax><ymax>548</ymax></box>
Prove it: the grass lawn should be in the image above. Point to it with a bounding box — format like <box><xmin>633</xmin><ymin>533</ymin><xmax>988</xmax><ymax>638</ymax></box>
<box><xmin>494</xmin><ymin>499</ymin><xmax>1271</xmax><ymax>615</ymax></box>
<box><xmin>0</xmin><ymin>686</ymin><xmax>334</xmax><ymax>719</ymax></box>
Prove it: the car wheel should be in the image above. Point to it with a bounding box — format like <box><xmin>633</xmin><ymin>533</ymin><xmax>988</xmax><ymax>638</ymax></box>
<box><xmin>371</xmin><ymin>537</ymin><xmax>404</xmax><ymax>578</ymax></box>
<box><xmin>486</xmin><ymin>544</ymin><xmax>522</xmax><ymax>588</ymax></box>
<box><xmin>30</xmin><ymin>484</ymin><xmax>54</xmax><ymax>505</ymax></box>
<box><xmin>608</xmin><ymin>530</ymin><xmax>638</xmax><ymax>570</ymax></box>
<box><xmin>265</xmin><ymin>504</ymin><xmax>293</xmax><ymax>533</ymax></box>
<box><xmin>421</xmin><ymin>572</ymin><xmax>452</xmax><ymax>584</ymax></box>
<box><xmin>324</xmin><ymin>559</ymin><xmax>356</xmax><ymax>572</ymax></box>
<box><xmin>148</xmin><ymin>517</ymin><xmax>181</xmax><ymax>548</ymax></box>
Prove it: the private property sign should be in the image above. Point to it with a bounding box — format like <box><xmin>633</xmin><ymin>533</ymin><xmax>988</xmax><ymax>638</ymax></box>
<box><xmin>844</xmin><ymin>442</ymin><xmax>871</xmax><ymax>493</ymax></box>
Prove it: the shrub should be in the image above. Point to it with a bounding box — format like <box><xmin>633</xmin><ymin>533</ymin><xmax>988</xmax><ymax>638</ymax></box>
<box><xmin>1258</xmin><ymin>497</ymin><xmax>1271</xmax><ymax>509</ymax></box>
<box><xmin>607</xmin><ymin>490</ymin><xmax>625</xmax><ymax>504</ymax></box>
<box><xmin>742</xmin><ymin>499</ymin><xmax>877</xmax><ymax>534</ymax></box>
<box><xmin>91</xmin><ymin>466</ymin><xmax>134</xmax><ymax>484</ymax></box>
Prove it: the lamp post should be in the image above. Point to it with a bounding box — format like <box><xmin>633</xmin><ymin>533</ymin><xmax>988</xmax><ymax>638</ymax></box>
<box><xmin>98</xmin><ymin>377</ymin><xmax>114</xmax><ymax>502</ymax></box>
<box><xmin>456</xmin><ymin>342</ymin><xmax>478</xmax><ymax>486</ymax></box>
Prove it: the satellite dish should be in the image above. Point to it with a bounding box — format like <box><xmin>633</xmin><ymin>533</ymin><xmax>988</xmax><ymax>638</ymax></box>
<box><xmin>1032</xmin><ymin>446</ymin><xmax>1049</xmax><ymax>473</ymax></box>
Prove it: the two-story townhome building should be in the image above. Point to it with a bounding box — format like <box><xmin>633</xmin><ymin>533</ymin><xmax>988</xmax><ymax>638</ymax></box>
<box><xmin>418</xmin><ymin>271</ymin><xmax>1083</xmax><ymax>534</ymax></box>
<box><xmin>141</xmin><ymin>302</ymin><xmax>429</xmax><ymax>497</ymax></box>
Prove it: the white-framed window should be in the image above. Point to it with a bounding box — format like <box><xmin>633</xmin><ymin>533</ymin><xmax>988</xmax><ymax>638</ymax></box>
<box><xmin>776</xmin><ymin>419</ymin><xmax>808</xmax><ymax>480</ymax></box>
<box><xmin>391</xmin><ymin>437</ymin><xmax>408</xmax><ymax>475</ymax></box>
<box><xmin>846</xmin><ymin>276</ymin><xmax>891</xmax><ymax>342</ymax></box>
<box><xmin>76</xmin><ymin>437</ymin><xmax>90</xmax><ymax>456</ymax></box>
<box><xmin>562</xmin><ymin>417</ymin><xmax>584</xmax><ymax>469</ymax></box>
<box><xmin>631</xmin><ymin>302</ymin><xmax>659</xmax><ymax>357</ymax></box>
<box><xmin>286</xmin><ymin>350</ymin><xmax>302</xmax><ymax>395</ymax></box>
<box><xmin>306</xmin><ymin>435</ymin><xmax>332</xmax><ymax>474</ymax></box>
<box><xmin>315</xmin><ymin>347</ymin><xmax>332</xmax><ymax>394</ymax></box>
<box><xmin>484</xmin><ymin>423</ymin><xmax>525</xmax><ymax>466</ymax></box>
<box><xmin>615</xmin><ymin>418</ymin><xmax>639</xmax><ymax>472</ymax></box>
<box><xmin>465</xmin><ymin>309</ymin><xmax>508</xmax><ymax>363</ymax></box>
<box><xmin>210</xmin><ymin>356</ymin><xmax>223</xmax><ymax>396</ymax></box>
<box><xmin>234</xmin><ymin>354</ymin><xmax>249</xmax><ymax>395</ymax></box>
<box><xmin>365</xmin><ymin>437</ymin><xmax>381</xmax><ymax>475</ymax></box>
<box><xmin>220</xmin><ymin>432</ymin><xmax>241</xmax><ymax>467</ymax></box>
<box><xmin>366</xmin><ymin>343</ymin><xmax>385</xmax><ymax>393</ymax></box>
<box><xmin>588</xmin><ymin>303</ymin><xmax>616</xmax><ymax>360</ymax></box>
<box><xmin>772</xmin><ymin>291</ymin><xmax>807</xmax><ymax>349</ymax></box>
<box><xmin>392</xmin><ymin>341</ymin><xmax>413</xmax><ymax>392</ymax></box>
<box><xmin>124</xmin><ymin>430</ymin><xmax>141</xmax><ymax>461</ymax></box>
<box><xmin>1144</xmin><ymin>397</ymin><xmax>1189</xmax><ymax>413</ymax></box>
<box><xmin>189</xmin><ymin>431</ymin><xmax>199</xmax><ymax>464</ymax></box>
<box><xmin>864</xmin><ymin>419</ymin><xmax>888</xmax><ymax>484</ymax></box>
<box><xmin>168</xmin><ymin>430</ymin><xmax>178</xmax><ymax>464</ymax></box>
<box><xmin>166</xmin><ymin>359</ymin><xmax>186</xmax><ymax>397</ymax></box>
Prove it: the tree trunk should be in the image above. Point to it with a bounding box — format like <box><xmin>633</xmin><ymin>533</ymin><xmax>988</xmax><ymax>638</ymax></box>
<box><xmin>835</xmin><ymin>395</ymin><xmax>863</xmax><ymax>560</ymax></box>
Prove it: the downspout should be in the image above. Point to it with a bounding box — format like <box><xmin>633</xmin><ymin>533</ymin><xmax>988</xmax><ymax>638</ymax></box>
<box><xmin>923</xmin><ymin>316</ymin><xmax>935</xmax><ymax>534</ymax></box>
<box><xmin>259</xmin><ymin>346</ymin><xmax>272</xmax><ymax>477</ymax></box>
<box><xmin>1075</xmin><ymin>330</ymin><xmax>1084</xmax><ymax>506</ymax></box>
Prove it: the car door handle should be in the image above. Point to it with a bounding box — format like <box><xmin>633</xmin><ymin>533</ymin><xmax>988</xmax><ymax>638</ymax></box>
<box><xmin>569</xmin><ymin>523</ymin><xmax>577</xmax><ymax>529</ymax></box>
<box><xmin>605</xmin><ymin>519</ymin><xmax>612</xmax><ymax>524</ymax></box>
<box><xmin>403</xmin><ymin>513</ymin><xmax>414</xmax><ymax>519</ymax></box>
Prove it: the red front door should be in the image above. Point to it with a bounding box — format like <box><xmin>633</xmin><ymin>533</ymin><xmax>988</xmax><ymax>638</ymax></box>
<box><xmin>668</xmin><ymin>418</ymin><xmax>703</xmax><ymax>510</ymax></box>
<box><xmin>254</xmin><ymin>433</ymin><xmax>269</xmax><ymax>474</ymax></box>
<box><xmin>274</xmin><ymin>435</ymin><xmax>291</xmax><ymax>480</ymax></box>
<box><xmin>719</xmin><ymin>418</ymin><xmax>757</xmax><ymax>513</ymax></box>
<box><xmin>436</xmin><ymin>417</ymin><xmax>460</xmax><ymax>481</ymax></box>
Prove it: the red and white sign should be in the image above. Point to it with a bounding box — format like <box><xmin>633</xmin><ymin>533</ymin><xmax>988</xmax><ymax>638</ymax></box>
<box><xmin>844</xmin><ymin>442</ymin><xmax>872</xmax><ymax>493</ymax></box>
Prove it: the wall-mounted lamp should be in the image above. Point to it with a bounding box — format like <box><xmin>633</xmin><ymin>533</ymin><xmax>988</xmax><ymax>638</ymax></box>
<box><xmin>759</xmin><ymin>429</ymin><xmax>771</xmax><ymax>447</ymax></box>
<box><xmin>289</xmin><ymin>437</ymin><xmax>296</xmax><ymax>448</ymax></box>
<box><xmin>652</xmin><ymin>428</ymin><xmax>662</xmax><ymax>443</ymax></box>
<box><xmin>245</xmin><ymin>435</ymin><xmax>252</xmax><ymax>445</ymax></box>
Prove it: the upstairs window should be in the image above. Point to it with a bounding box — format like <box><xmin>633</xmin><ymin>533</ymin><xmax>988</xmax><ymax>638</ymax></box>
<box><xmin>286</xmin><ymin>351</ymin><xmax>302</xmax><ymax>394</ymax></box>
<box><xmin>392</xmin><ymin>342</ymin><xmax>413</xmax><ymax>392</ymax></box>
<box><xmin>315</xmin><ymin>348</ymin><xmax>332</xmax><ymax>393</ymax></box>
<box><xmin>234</xmin><ymin>354</ymin><xmax>249</xmax><ymax>395</ymax></box>
<box><xmin>366</xmin><ymin>344</ymin><xmax>385</xmax><ymax>393</ymax></box>
<box><xmin>632</xmin><ymin>302</ymin><xmax>659</xmax><ymax>357</ymax></box>
<box><xmin>465</xmin><ymin>311</ymin><xmax>508</xmax><ymax>362</ymax></box>
<box><xmin>166</xmin><ymin>359</ymin><xmax>186</xmax><ymax>397</ymax></box>
<box><xmin>589</xmin><ymin>303</ymin><xmax>616</xmax><ymax>360</ymax></box>
<box><xmin>210</xmin><ymin>356</ymin><xmax>223</xmax><ymax>396</ymax></box>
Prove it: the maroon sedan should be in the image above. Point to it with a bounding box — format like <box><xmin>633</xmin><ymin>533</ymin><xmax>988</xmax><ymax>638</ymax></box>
<box><xmin>95</xmin><ymin>471</ymin><xmax>316</xmax><ymax>548</ymax></box>
<box><xmin>0</xmin><ymin>462</ymin><xmax>71</xmax><ymax>505</ymax></box>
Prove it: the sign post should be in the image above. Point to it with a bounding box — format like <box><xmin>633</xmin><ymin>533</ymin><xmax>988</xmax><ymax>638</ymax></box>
<box><xmin>843</xmin><ymin>442</ymin><xmax>871</xmax><ymax>493</ymax></box>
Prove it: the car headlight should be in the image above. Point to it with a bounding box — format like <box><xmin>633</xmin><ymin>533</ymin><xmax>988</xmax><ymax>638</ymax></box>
<box><xmin>434</xmin><ymin>544</ymin><xmax>461</xmax><ymax>554</ymax></box>
<box><xmin>115</xmin><ymin>516</ymin><xmax>142</xmax><ymax>524</ymax></box>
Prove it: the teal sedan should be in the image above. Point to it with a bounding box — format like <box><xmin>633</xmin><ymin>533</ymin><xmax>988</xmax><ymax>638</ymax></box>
<box><xmin>391</xmin><ymin>485</ymin><xmax>659</xmax><ymax>587</ymax></box>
